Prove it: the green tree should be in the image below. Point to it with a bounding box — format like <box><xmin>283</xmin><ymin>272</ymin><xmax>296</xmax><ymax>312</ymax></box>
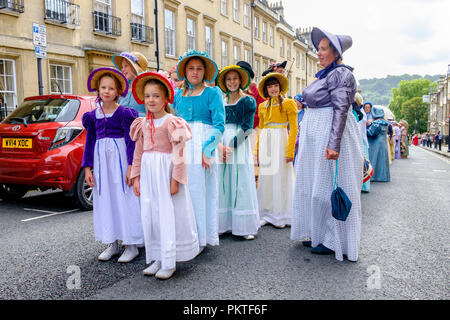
<box><xmin>388</xmin><ymin>79</ymin><xmax>437</xmax><ymax>125</ymax></box>
<box><xmin>401</xmin><ymin>97</ymin><xmax>429</xmax><ymax>134</ymax></box>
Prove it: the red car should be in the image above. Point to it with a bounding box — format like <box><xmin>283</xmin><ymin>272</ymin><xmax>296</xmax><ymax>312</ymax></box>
<box><xmin>0</xmin><ymin>94</ymin><xmax>96</xmax><ymax>210</ymax></box>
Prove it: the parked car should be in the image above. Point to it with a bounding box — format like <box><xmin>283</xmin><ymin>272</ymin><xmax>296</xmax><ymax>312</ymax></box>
<box><xmin>0</xmin><ymin>94</ymin><xmax>96</xmax><ymax>210</ymax></box>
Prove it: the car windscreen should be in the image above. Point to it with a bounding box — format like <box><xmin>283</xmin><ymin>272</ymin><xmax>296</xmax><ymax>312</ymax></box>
<box><xmin>2</xmin><ymin>98</ymin><xmax>81</xmax><ymax>125</ymax></box>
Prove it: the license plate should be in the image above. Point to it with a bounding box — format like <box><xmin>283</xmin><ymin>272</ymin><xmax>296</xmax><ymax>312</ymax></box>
<box><xmin>2</xmin><ymin>138</ymin><xmax>33</xmax><ymax>149</ymax></box>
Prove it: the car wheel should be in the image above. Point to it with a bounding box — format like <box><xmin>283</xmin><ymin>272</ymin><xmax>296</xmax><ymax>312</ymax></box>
<box><xmin>72</xmin><ymin>169</ymin><xmax>93</xmax><ymax>211</ymax></box>
<box><xmin>0</xmin><ymin>184</ymin><xmax>28</xmax><ymax>201</ymax></box>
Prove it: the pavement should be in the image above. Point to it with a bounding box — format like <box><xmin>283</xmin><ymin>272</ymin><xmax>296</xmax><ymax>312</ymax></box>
<box><xmin>0</xmin><ymin>146</ymin><xmax>448</xmax><ymax>302</ymax></box>
<box><xmin>419</xmin><ymin>144</ymin><xmax>450</xmax><ymax>158</ymax></box>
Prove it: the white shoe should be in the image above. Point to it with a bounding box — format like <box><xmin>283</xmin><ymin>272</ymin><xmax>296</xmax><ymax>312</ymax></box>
<box><xmin>274</xmin><ymin>224</ymin><xmax>286</xmax><ymax>229</ymax></box>
<box><xmin>98</xmin><ymin>242</ymin><xmax>120</xmax><ymax>261</ymax></box>
<box><xmin>143</xmin><ymin>261</ymin><xmax>161</xmax><ymax>276</ymax></box>
<box><xmin>155</xmin><ymin>267</ymin><xmax>176</xmax><ymax>280</ymax></box>
<box><xmin>118</xmin><ymin>245</ymin><xmax>139</xmax><ymax>263</ymax></box>
<box><xmin>260</xmin><ymin>219</ymin><xmax>268</xmax><ymax>226</ymax></box>
<box><xmin>243</xmin><ymin>234</ymin><xmax>255</xmax><ymax>240</ymax></box>
<box><xmin>137</xmin><ymin>243</ymin><xmax>145</xmax><ymax>249</ymax></box>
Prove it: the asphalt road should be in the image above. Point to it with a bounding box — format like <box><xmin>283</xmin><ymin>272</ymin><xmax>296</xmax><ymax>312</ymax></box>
<box><xmin>0</xmin><ymin>146</ymin><xmax>448</xmax><ymax>300</ymax></box>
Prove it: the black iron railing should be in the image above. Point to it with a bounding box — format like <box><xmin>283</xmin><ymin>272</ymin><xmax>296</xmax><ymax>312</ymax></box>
<box><xmin>44</xmin><ymin>0</ymin><xmax>79</xmax><ymax>26</ymax></box>
<box><xmin>0</xmin><ymin>0</ymin><xmax>24</xmax><ymax>13</ymax></box>
<box><xmin>93</xmin><ymin>11</ymin><xmax>121</xmax><ymax>36</ymax></box>
<box><xmin>131</xmin><ymin>23</ymin><xmax>154</xmax><ymax>44</ymax></box>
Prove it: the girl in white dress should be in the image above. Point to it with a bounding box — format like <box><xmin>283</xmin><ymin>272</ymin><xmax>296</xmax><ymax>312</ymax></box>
<box><xmin>83</xmin><ymin>67</ymin><xmax>144</xmax><ymax>263</ymax></box>
<box><xmin>130</xmin><ymin>72</ymin><xmax>199</xmax><ymax>280</ymax></box>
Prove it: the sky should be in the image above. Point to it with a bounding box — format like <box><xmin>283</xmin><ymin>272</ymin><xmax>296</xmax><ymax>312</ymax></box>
<box><xmin>282</xmin><ymin>0</ymin><xmax>450</xmax><ymax>81</ymax></box>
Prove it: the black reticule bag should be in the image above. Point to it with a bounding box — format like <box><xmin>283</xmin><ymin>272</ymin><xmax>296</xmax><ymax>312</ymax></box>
<box><xmin>330</xmin><ymin>160</ymin><xmax>352</xmax><ymax>221</ymax></box>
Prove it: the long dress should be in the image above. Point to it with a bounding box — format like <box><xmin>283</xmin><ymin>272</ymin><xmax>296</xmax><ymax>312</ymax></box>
<box><xmin>81</xmin><ymin>106</ymin><xmax>144</xmax><ymax>245</ymax></box>
<box><xmin>173</xmin><ymin>86</ymin><xmax>225</xmax><ymax>247</ymax></box>
<box><xmin>218</xmin><ymin>96</ymin><xmax>260</xmax><ymax>236</ymax></box>
<box><xmin>401</xmin><ymin>127</ymin><xmax>409</xmax><ymax>158</ymax></box>
<box><xmin>257</xmin><ymin>98</ymin><xmax>298</xmax><ymax>227</ymax></box>
<box><xmin>129</xmin><ymin>114</ymin><xmax>199</xmax><ymax>270</ymax></box>
<box><xmin>367</xmin><ymin>119</ymin><xmax>390</xmax><ymax>182</ymax></box>
<box><xmin>291</xmin><ymin>66</ymin><xmax>363</xmax><ymax>262</ymax></box>
<box><xmin>359</xmin><ymin>111</ymin><xmax>370</xmax><ymax>192</ymax></box>
<box><xmin>394</xmin><ymin>126</ymin><xmax>401</xmax><ymax>159</ymax></box>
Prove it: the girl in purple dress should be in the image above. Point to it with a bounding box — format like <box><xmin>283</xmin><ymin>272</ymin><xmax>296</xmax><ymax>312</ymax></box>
<box><xmin>82</xmin><ymin>67</ymin><xmax>144</xmax><ymax>263</ymax></box>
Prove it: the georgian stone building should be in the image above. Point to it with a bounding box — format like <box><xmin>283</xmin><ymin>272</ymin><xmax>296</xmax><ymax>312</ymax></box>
<box><xmin>428</xmin><ymin>69</ymin><xmax>449</xmax><ymax>137</ymax></box>
<box><xmin>0</xmin><ymin>0</ymin><xmax>318</xmax><ymax>114</ymax></box>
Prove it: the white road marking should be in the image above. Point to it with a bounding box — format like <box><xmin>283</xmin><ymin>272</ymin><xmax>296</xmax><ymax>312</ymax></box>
<box><xmin>21</xmin><ymin>208</ymin><xmax>80</xmax><ymax>222</ymax></box>
<box><xmin>432</xmin><ymin>169</ymin><xmax>447</xmax><ymax>173</ymax></box>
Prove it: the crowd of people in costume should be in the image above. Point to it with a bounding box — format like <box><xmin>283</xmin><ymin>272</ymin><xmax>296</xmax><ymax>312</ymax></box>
<box><xmin>81</xmin><ymin>27</ymin><xmax>410</xmax><ymax>280</ymax></box>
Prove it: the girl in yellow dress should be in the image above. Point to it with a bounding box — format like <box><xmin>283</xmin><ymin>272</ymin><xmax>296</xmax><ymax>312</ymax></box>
<box><xmin>256</xmin><ymin>73</ymin><xmax>298</xmax><ymax>228</ymax></box>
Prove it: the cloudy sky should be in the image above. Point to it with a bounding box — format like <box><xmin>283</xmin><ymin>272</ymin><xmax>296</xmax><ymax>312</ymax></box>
<box><xmin>283</xmin><ymin>0</ymin><xmax>450</xmax><ymax>81</ymax></box>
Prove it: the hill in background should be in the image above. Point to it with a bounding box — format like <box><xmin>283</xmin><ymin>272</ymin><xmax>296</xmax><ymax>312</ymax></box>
<box><xmin>358</xmin><ymin>74</ymin><xmax>441</xmax><ymax>106</ymax></box>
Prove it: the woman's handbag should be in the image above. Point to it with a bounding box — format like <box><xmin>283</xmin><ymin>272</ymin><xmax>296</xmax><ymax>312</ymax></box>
<box><xmin>330</xmin><ymin>160</ymin><xmax>352</xmax><ymax>222</ymax></box>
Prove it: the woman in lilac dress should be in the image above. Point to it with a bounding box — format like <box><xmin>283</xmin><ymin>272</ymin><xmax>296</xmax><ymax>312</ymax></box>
<box><xmin>291</xmin><ymin>28</ymin><xmax>363</xmax><ymax>262</ymax></box>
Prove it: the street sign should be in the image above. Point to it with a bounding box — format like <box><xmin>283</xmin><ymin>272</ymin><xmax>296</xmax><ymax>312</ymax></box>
<box><xmin>32</xmin><ymin>23</ymin><xmax>47</xmax><ymax>47</ymax></box>
<box><xmin>34</xmin><ymin>46</ymin><xmax>47</xmax><ymax>59</ymax></box>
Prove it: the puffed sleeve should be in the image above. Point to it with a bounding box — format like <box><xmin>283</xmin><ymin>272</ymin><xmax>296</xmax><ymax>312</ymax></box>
<box><xmin>129</xmin><ymin>117</ymin><xmax>145</xmax><ymax>180</ymax></box>
<box><xmin>168</xmin><ymin>116</ymin><xmax>193</xmax><ymax>184</ymax></box>
<box><xmin>203</xmin><ymin>87</ymin><xmax>225</xmax><ymax>158</ymax></box>
<box><xmin>120</xmin><ymin>106</ymin><xmax>139</xmax><ymax>165</ymax></box>
<box><xmin>326</xmin><ymin>68</ymin><xmax>357</xmax><ymax>153</ymax></box>
<box><xmin>81</xmin><ymin>111</ymin><xmax>96</xmax><ymax>168</ymax></box>
<box><xmin>256</xmin><ymin>101</ymin><xmax>267</xmax><ymax>158</ymax></box>
<box><xmin>229</xmin><ymin>96</ymin><xmax>256</xmax><ymax>148</ymax></box>
<box><xmin>284</xmin><ymin>99</ymin><xmax>298</xmax><ymax>159</ymax></box>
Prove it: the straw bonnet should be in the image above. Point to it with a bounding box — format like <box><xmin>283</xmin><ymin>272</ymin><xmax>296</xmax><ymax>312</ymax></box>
<box><xmin>216</xmin><ymin>65</ymin><xmax>251</xmax><ymax>93</ymax></box>
<box><xmin>132</xmin><ymin>72</ymin><xmax>175</xmax><ymax>105</ymax></box>
<box><xmin>257</xmin><ymin>72</ymin><xmax>289</xmax><ymax>100</ymax></box>
<box><xmin>354</xmin><ymin>93</ymin><xmax>364</xmax><ymax>107</ymax></box>
<box><xmin>112</xmin><ymin>52</ymin><xmax>148</xmax><ymax>76</ymax></box>
<box><xmin>311</xmin><ymin>27</ymin><xmax>353</xmax><ymax>58</ymax></box>
<box><xmin>87</xmin><ymin>67</ymin><xmax>129</xmax><ymax>97</ymax></box>
<box><xmin>176</xmin><ymin>50</ymin><xmax>219</xmax><ymax>83</ymax></box>
<box><xmin>399</xmin><ymin>119</ymin><xmax>409</xmax><ymax>127</ymax></box>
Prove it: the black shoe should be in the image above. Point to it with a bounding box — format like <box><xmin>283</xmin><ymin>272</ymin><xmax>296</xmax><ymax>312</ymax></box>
<box><xmin>302</xmin><ymin>241</ymin><xmax>312</xmax><ymax>248</ymax></box>
<box><xmin>311</xmin><ymin>244</ymin><xmax>334</xmax><ymax>255</ymax></box>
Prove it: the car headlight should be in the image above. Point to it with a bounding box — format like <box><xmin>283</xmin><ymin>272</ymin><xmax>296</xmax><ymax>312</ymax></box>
<box><xmin>49</xmin><ymin>126</ymin><xmax>84</xmax><ymax>150</ymax></box>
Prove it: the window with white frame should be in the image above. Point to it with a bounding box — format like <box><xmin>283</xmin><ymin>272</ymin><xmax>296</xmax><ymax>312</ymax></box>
<box><xmin>254</xmin><ymin>16</ymin><xmax>259</xmax><ymax>39</ymax></box>
<box><xmin>243</xmin><ymin>3</ymin><xmax>249</xmax><ymax>28</ymax></box>
<box><xmin>296</xmin><ymin>51</ymin><xmax>300</xmax><ymax>68</ymax></box>
<box><xmin>50</xmin><ymin>64</ymin><xmax>72</xmax><ymax>94</ymax></box>
<box><xmin>302</xmin><ymin>53</ymin><xmax>306</xmax><ymax>70</ymax></box>
<box><xmin>131</xmin><ymin>0</ymin><xmax>144</xmax><ymax>24</ymax></box>
<box><xmin>0</xmin><ymin>58</ymin><xmax>17</xmax><ymax>114</ymax></box>
<box><xmin>262</xmin><ymin>21</ymin><xmax>267</xmax><ymax>43</ymax></box>
<box><xmin>233</xmin><ymin>0</ymin><xmax>239</xmax><ymax>22</ymax></box>
<box><xmin>255</xmin><ymin>60</ymin><xmax>260</xmax><ymax>83</ymax></box>
<box><xmin>269</xmin><ymin>25</ymin><xmax>274</xmax><ymax>46</ymax></box>
<box><xmin>263</xmin><ymin>61</ymin><xmax>267</xmax><ymax>73</ymax></box>
<box><xmin>221</xmin><ymin>0</ymin><xmax>227</xmax><ymax>16</ymax></box>
<box><xmin>221</xmin><ymin>40</ymin><xmax>228</xmax><ymax>68</ymax></box>
<box><xmin>233</xmin><ymin>45</ymin><xmax>240</xmax><ymax>64</ymax></box>
<box><xmin>205</xmin><ymin>25</ymin><xmax>213</xmax><ymax>57</ymax></box>
<box><xmin>164</xmin><ymin>8</ymin><xmax>176</xmax><ymax>56</ymax></box>
<box><xmin>244</xmin><ymin>49</ymin><xmax>250</xmax><ymax>63</ymax></box>
<box><xmin>280</xmin><ymin>38</ymin><xmax>284</xmax><ymax>57</ymax></box>
<box><xmin>94</xmin><ymin>0</ymin><xmax>112</xmax><ymax>33</ymax></box>
<box><xmin>187</xmin><ymin>18</ymin><xmax>196</xmax><ymax>51</ymax></box>
<box><xmin>287</xmin><ymin>43</ymin><xmax>291</xmax><ymax>60</ymax></box>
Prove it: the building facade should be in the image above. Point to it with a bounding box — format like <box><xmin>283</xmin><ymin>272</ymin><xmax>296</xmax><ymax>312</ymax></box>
<box><xmin>0</xmin><ymin>0</ymin><xmax>318</xmax><ymax>115</ymax></box>
<box><xmin>428</xmin><ymin>69</ymin><xmax>449</xmax><ymax>137</ymax></box>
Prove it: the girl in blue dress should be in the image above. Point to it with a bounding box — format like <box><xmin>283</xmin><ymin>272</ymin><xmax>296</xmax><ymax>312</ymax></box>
<box><xmin>172</xmin><ymin>51</ymin><xmax>225</xmax><ymax>251</ymax></box>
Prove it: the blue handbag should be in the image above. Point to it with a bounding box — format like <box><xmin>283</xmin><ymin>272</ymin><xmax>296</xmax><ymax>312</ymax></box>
<box><xmin>330</xmin><ymin>160</ymin><xmax>352</xmax><ymax>221</ymax></box>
